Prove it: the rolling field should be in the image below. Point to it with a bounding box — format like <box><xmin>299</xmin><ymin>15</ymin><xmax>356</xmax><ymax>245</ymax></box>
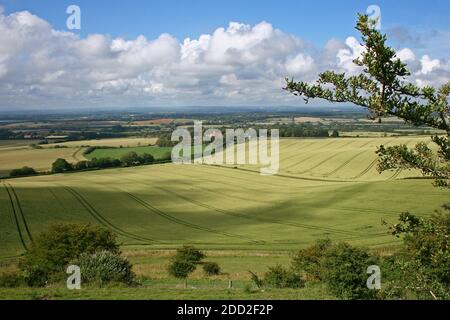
<box><xmin>0</xmin><ymin>136</ymin><xmax>448</xmax><ymax>260</ymax></box>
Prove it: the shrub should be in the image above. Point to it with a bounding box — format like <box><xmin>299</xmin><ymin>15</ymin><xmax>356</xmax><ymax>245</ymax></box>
<box><xmin>202</xmin><ymin>262</ymin><xmax>220</xmax><ymax>276</ymax></box>
<box><xmin>0</xmin><ymin>270</ymin><xmax>24</xmax><ymax>288</ymax></box>
<box><xmin>71</xmin><ymin>251</ymin><xmax>134</xmax><ymax>285</ymax></box>
<box><xmin>291</xmin><ymin>238</ymin><xmax>332</xmax><ymax>280</ymax></box>
<box><xmin>51</xmin><ymin>158</ymin><xmax>72</xmax><ymax>173</ymax></box>
<box><xmin>139</xmin><ymin>153</ymin><xmax>154</xmax><ymax>164</ymax></box>
<box><xmin>168</xmin><ymin>260</ymin><xmax>196</xmax><ymax>279</ymax></box>
<box><xmin>120</xmin><ymin>152</ymin><xmax>141</xmax><ymax>167</ymax></box>
<box><xmin>174</xmin><ymin>246</ymin><xmax>205</xmax><ymax>264</ymax></box>
<box><xmin>22</xmin><ymin>264</ymin><xmax>49</xmax><ymax>287</ymax></box>
<box><xmin>248</xmin><ymin>271</ymin><xmax>263</xmax><ymax>288</ymax></box>
<box><xmin>9</xmin><ymin>166</ymin><xmax>38</xmax><ymax>177</ymax></box>
<box><xmin>320</xmin><ymin>242</ymin><xmax>378</xmax><ymax>300</ymax></box>
<box><xmin>263</xmin><ymin>264</ymin><xmax>305</xmax><ymax>289</ymax></box>
<box><xmin>20</xmin><ymin>224</ymin><xmax>120</xmax><ymax>286</ymax></box>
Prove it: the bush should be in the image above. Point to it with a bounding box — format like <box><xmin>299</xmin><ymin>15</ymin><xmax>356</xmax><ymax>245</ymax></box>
<box><xmin>9</xmin><ymin>166</ymin><xmax>38</xmax><ymax>177</ymax></box>
<box><xmin>22</xmin><ymin>264</ymin><xmax>49</xmax><ymax>287</ymax></box>
<box><xmin>202</xmin><ymin>262</ymin><xmax>220</xmax><ymax>276</ymax></box>
<box><xmin>120</xmin><ymin>152</ymin><xmax>141</xmax><ymax>167</ymax></box>
<box><xmin>248</xmin><ymin>271</ymin><xmax>263</xmax><ymax>288</ymax></box>
<box><xmin>20</xmin><ymin>224</ymin><xmax>120</xmax><ymax>286</ymax></box>
<box><xmin>174</xmin><ymin>246</ymin><xmax>205</xmax><ymax>264</ymax></box>
<box><xmin>0</xmin><ymin>271</ymin><xmax>24</xmax><ymax>288</ymax></box>
<box><xmin>51</xmin><ymin>158</ymin><xmax>72</xmax><ymax>173</ymax></box>
<box><xmin>168</xmin><ymin>260</ymin><xmax>196</xmax><ymax>279</ymax></box>
<box><xmin>291</xmin><ymin>238</ymin><xmax>332</xmax><ymax>280</ymax></box>
<box><xmin>263</xmin><ymin>264</ymin><xmax>305</xmax><ymax>289</ymax></box>
<box><xmin>320</xmin><ymin>242</ymin><xmax>378</xmax><ymax>300</ymax></box>
<box><xmin>71</xmin><ymin>251</ymin><xmax>134</xmax><ymax>285</ymax></box>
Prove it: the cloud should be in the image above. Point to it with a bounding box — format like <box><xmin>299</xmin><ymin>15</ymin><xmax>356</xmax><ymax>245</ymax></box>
<box><xmin>396</xmin><ymin>48</ymin><xmax>416</xmax><ymax>62</ymax></box>
<box><xmin>0</xmin><ymin>10</ymin><xmax>448</xmax><ymax>109</ymax></box>
<box><xmin>419</xmin><ymin>55</ymin><xmax>441</xmax><ymax>75</ymax></box>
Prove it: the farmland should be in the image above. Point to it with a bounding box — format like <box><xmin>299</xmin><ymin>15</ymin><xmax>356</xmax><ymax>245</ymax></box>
<box><xmin>1</xmin><ymin>136</ymin><xmax>447</xmax><ymax>257</ymax></box>
<box><xmin>0</xmin><ymin>136</ymin><xmax>448</xmax><ymax>299</ymax></box>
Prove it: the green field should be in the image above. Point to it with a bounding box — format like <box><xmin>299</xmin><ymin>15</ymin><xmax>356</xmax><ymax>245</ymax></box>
<box><xmin>1</xmin><ymin>137</ymin><xmax>447</xmax><ymax>259</ymax></box>
<box><xmin>85</xmin><ymin>146</ymin><xmax>172</xmax><ymax>161</ymax></box>
<box><xmin>1</xmin><ymin>136</ymin><xmax>448</xmax><ymax>299</ymax></box>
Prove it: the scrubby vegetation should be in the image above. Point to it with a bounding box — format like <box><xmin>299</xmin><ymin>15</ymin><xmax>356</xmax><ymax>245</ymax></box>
<box><xmin>18</xmin><ymin>224</ymin><xmax>130</xmax><ymax>287</ymax></box>
<box><xmin>71</xmin><ymin>250</ymin><xmax>135</xmax><ymax>285</ymax></box>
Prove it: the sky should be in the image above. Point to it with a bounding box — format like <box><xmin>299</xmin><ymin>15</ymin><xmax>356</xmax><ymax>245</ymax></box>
<box><xmin>0</xmin><ymin>0</ymin><xmax>449</xmax><ymax>109</ymax></box>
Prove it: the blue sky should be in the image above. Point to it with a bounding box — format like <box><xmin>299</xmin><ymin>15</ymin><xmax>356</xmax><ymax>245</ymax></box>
<box><xmin>0</xmin><ymin>0</ymin><xmax>449</xmax><ymax>108</ymax></box>
<box><xmin>2</xmin><ymin>0</ymin><xmax>450</xmax><ymax>48</ymax></box>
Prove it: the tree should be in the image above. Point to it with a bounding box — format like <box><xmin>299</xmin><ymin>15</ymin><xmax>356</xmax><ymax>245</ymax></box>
<box><xmin>167</xmin><ymin>246</ymin><xmax>206</xmax><ymax>288</ymax></box>
<box><xmin>120</xmin><ymin>152</ymin><xmax>140</xmax><ymax>167</ymax></box>
<box><xmin>380</xmin><ymin>207</ymin><xmax>450</xmax><ymax>299</ymax></box>
<box><xmin>285</xmin><ymin>14</ymin><xmax>449</xmax><ymax>188</ymax></box>
<box><xmin>138</xmin><ymin>153</ymin><xmax>155</xmax><ymax>164</ymax></box>
<box><xmin>20</xmin><ymin>224</ymin><xmax>119</xmax><ymax>286</ymax></box>
<box><xmin>9</xmin><ymin>166</ymin><xmax>37</xmax><ymax>177</ymax></box>
<box><xmin>51</xmin><ymin>158</ymin><xmax>72</xmax><ymax>173</ymax></box>
<box><xmin>320</xmin><ymin>242</ymin><xmax>378</xmax><ymax>300</ymax></box>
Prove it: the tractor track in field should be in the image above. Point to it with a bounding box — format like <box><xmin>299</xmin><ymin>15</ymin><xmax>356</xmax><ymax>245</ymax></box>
<box><xmin>122</xmin><ymin>190</ymin><xmax>264</xmax><ymax>244</ymax></box>
<box><xmin>322</xmin><ymin>140</ymin><xmax>375</xmax><ymax>177</ymax></box>
<box><xmin>86</xmin><ymin>173</ymin><xmax>368</xmax><ymax>237</ymax></box>
<box><xmin>290</xmin><ymin>139</ymin><xmax>359</xmax><ymax>174</ymax></box>
<box><xmin>63</xmin><ymin>186</ymin><xmax>157</xmax><ymax>244</ymax></box>
<box><xmin>7</xmin><ymin>183</ymin><xmax>33</xmax><ymax>243</ymax></box>
<box><xmin>2</xmin><ymin>183</ymin><xmax>30</xmax><ymax>251</ymax></box>
<box><xmin>282</xmin><ymin>139</ymin><xmax>340</xmax><ymax>171</ymax></box>
<box><xmin>353</xmin><ymin>158</ymin><xmax>378</xmax><ymax>179</ymax></box>
<box><xmin>154</xmin><ymin>185</ymin><xmax>367</xmax><ymax>237</ymax></box>
<box><xmin>72</xmin><ymin>147</ymin><xmax>84</xmax><ymax>162</ymax></box>
<box><xmin>352</xmin><ymin>140</ymin><xmax>395</xmax><ymax>179</ymax></box>
<box><xmin>280</xmin><ymin>140</ymin><xmax>319</xmax><ymax>163</ymax></box>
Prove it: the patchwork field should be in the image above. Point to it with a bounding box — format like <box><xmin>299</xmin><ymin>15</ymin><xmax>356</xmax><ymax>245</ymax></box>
<box><xmin>0</xmin><ymin>136</ymin><xmax>448</xmax><ymax>261</ymax></box>
<box><xmin>0</xmin><ymin>144</ymin><xmax>84</xmax><ymax>177</ymax></box>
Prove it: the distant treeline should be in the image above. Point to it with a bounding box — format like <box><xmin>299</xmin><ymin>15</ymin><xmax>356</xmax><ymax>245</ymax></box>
<box><xmin>8</xmin><ymin>151</ymin><xmax>172</xmax><ymax>178</ymax></box>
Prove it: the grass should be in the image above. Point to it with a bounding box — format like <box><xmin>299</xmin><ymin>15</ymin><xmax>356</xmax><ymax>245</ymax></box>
<box><xmin>0</xmin><ymin>281</ymin><xmax>333</xmax><ymax>300</ymax></box>
<box><xmin>85</xmin><ymin>146</ymin><xmax>172</xmax><ymax>161</ymax></box>
<box><xmin>0</xmin><ymin>249</ymin><xmax>333</xmax><ymax>300</ymax></box>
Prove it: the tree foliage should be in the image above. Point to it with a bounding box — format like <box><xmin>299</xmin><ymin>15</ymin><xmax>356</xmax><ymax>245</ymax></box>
<box><xmin>20</xmin><ymin>224</ymin><xmax>119</xmax><ymax>286</ymax></box>
<box><xmin>285</xmin><ymin>14</ymin><xmax>449</xmax><ymax>187</ymax></box>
